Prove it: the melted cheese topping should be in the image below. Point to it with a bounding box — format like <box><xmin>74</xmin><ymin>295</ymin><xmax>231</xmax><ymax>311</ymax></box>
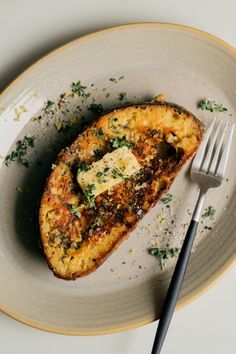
<box><xmin>77</xmin><ymin>147</ymin><xmax>141</xmax><ymax>197</ymax></box>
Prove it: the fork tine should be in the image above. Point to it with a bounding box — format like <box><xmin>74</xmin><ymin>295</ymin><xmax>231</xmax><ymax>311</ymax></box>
<box><xmin>216</xmin><ymin>123</ymin><xmax>235</xmax><ymax>178</ymax></box>
<box><xmin>201</xmin><ymin>120</ymin><xmax>222</xmax><ymax>173</ymax></box>
<box><xmin>208</xmin><ymin>122</ymin><xmax>228</xmax><ymax>175</ymax></box>
<box><xmin>192</xmin><ymin>118</ymin><xmax>216</xmax><ymax>170</ymax></box>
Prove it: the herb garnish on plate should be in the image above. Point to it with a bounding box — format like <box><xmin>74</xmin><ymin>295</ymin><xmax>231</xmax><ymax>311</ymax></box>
<box><xmin>202</xmin><ymin>206</ymin><xmax>216</xmax><ymax>219</ymax></box>
<box><xmin>5</xmin><ymin>136</ymin><xmax>35</xmax><ymax>167</ymax></box>
<box><xmin>148</xmin><ymin>247</ymin><xmax>179</xmax><ymax>270</ymax></box>
<box><xmin>198</xmin><ymin>100</ymin><xmax>228</xmax><ymax>113</ymax></box>
<box><xmin>161</xmin><ymin>193</ymin><xmax>173</xmax><ymax>204</ymax></box>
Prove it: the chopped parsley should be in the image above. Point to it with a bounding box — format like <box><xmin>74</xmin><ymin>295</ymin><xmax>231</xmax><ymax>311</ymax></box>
<box><xmin>110</xmin><ymin>136</ymin><xmax>133</xmax><ymax>149</ymax></box>
<box><xmin>118</xmin><ymin>92</ymin><xmax>127</xmax><ymax>101</ymax></box>
<box><xmin>111</xmin><ymin>117</ymin><xmax>118</xmax><ymax>122</ymax></box>
<box><xmin>71</xmin><ymin>81</ymin><xmax>90</xmax><ymax>98</ymax></box>
<box><xmin>84</xmin><ymin>184</ymin><xmax>96</xmax><ymax>209</ymax></box>
<box><xmin>148</xmin><ymin>247</ymin><xmax>179</xmax><ymax>270</ymax></box>
<box><xmin>198</xmin><ymin>100</ymin><xmax>228</xmax><ymax>113</ymax></box>
<box><xmin>92</xmin><ymin>149</ymin><xmax>103</xmax><ymax>158</ymax></box>
<box><xmin>44</xmin><ymin>100</ymin><xmax>55</xmax><ymax>113</ymax></box>
<box><xmin>96</xmin><ymin>167</ymin><xmax>110</xmax><ymax>183</ymax></box>
<box><xmin>69</xmin><ymin>204</ymin><xmax>81</xmax><ymax>218</ymax></box>
<box><xmin>78</xmin><ymin>162</ymin><xmax>91</xmax><ymax>173</ymax></box>
<box><xmin>5</xmin><ymin>136</ymin><xmax>35</xmax><ymax>167</ymax></box>
<box><xmin>202</xmin><ymin>206</ymin><xmax>216</xmax><ymax>219</ymax></box>
<box><xmin>96</xmin><ymin>167</ymin><xmax>128</xmax><ymax>183</ymax></box>
<box><xmin>161</xmin><ymin>194</ymin><xmax>173</xmax><ymax>204</ymax></box>
<box><xmin>88</xmin><ymin>103</ymin><xmax>103</xmax><ymax>114</ymax></box>
<box><xmin>111</xmin><ymin>168</ymin><xmax>128</xmax><ymax>181</ymax></box>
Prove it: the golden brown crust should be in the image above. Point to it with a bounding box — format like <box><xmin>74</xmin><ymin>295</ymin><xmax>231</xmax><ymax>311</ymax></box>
<box><xmin>39</xmin><ymin>101</ymin><xmax>203</xmax><ymax>280</ymax></box>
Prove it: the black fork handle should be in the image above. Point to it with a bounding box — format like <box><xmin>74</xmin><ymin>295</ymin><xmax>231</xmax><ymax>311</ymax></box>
<box><xmin>151</xmin><ymin>220</ymin><xmax>199</xmax><ymax>354</ymax></box>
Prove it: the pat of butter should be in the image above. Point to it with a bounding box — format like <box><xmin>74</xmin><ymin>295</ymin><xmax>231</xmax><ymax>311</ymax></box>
<box><xmin>77</xmin><ymin>146</ymin><xmax>141</xmax><ymax>197</ymax></box>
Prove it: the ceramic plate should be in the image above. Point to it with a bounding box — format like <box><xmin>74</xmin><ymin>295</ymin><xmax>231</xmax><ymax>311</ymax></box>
<box><xmin>0</xmin><ymin>23</ymin><xmax>236</xmax><ymax>335</ymax></box>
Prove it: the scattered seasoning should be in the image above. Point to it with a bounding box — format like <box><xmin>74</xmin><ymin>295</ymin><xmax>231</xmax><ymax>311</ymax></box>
<box><xmin>118</xmin><ymin>92</ymin><xmax>127</xmax><ymax>101</ymax></box>
<box><xmin>84</xmin><ymin>184</ymin><xmax>96</xmax><ymax>208</ymax></box>
<box><xmin>105</xmin><ymin>93</ymin><xmax>110</xmax><ymax>99</ymax></box>
<box><xmin>111</xmin><ymin>117</ymin><xmax>118</xmax><ymax>123</ymax></box>
<box><xmin>31</xmin><ymin>115</ymin><xmax>42</xmax><ymax>122</ymax></box>
<box><xmin>16</xmin><ymin>187</ymin><xmax>24</xmax><ymax>193</ymax></box>
<box><xmin>5</xmin><ymin>136</ymin><xmax>35</xmax><ymax>167</ymax></box>
<box><xmin>198</xmin><ymin>100</ymin><xmax>228</xmax><ymax>113</ymax></box>
<box><xmin>202</xmin><ymin>206</ymin><xmax>216</xmax><ymax>219</ymax></box>
<box><xmin>71</xmin><ymin>81</ymin><xmax>90</xmax><ymax>98</ymax></box>
<box><xmin>69</xmin><ymin>204</ymin><xmax>81</xmax><ymax>218</ymax></box>
<box><xmin>44</xmin><ymin>100</ymin><xmax>55</xmax><ymax>113</ymax></box>
<box><xmin>161</xmin><ymin>194</ymin><xmax>173</xmax><ymax>204</ymax></box>
<box><xmin>148</xmin><ymin>247</ymin><xmax>179</xmax><ymax>270</ymax></box>
<box><xmin>54</xmin><ymin>119</ymin><xmax>70</xmax><ymax>132</ymax></box>
<box><xmin>93</xmin><ymin>127</ymin><xmax>105</xmax><ymax>137</ymax></box>
<box><xmin>110</xmin><ymin>136</ymin><xmax>133</xmax><ymax>149</ymax></box>
<box><xmin>88</xmin><ymin>103</ymin><xmax>103</xmax><ymax>114</ymax></box>
<box><xmin>109</xmin><ymin>76</ymin><xmax>124</xmax><ymax>83</ymax></box>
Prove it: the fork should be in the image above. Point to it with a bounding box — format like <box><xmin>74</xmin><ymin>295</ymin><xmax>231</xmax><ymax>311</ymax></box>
<box><xmin>151</xmin><ymin>118</ymin><xmax>235</xmax><ymax>354</ymax></box>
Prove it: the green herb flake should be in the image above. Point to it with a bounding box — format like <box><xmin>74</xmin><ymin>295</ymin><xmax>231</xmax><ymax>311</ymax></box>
<box><xmin>202</xmin><ymin>206</ymin><xmax>216</xmax><ymax>219</ymax></box>
<box><xmin>69</xmin><ymin>204</ymin><xmax>81</xmax><ymax>218</ymax></box>
<box><xmin>88</xmin><ymin>103</ymin><xmax>103</xmax><ymax>114</ymax></box>
<box><xmin>110</xmin><ymin>136</ymin><xmax>133</xmax><ymax>149</ymax></box>
<box><xmin>84</xmin><ymin>184</ymin><xmax>96</xmax><ymax>209</ymax></box>
<box><xmin>92</xmin><ymin>149</ymin><xmax>103</xmax><ymax>158</ymax></box>
<box><xmin>161</xmin><ymin>194</ymin><xmax>173</xmax><ymax>204</ymax></box>
<box><xmin>44</xmin><ymin>100</ymin><xmax>55</xmax><ymax>113</ymax></box>
<box><xmin>16</xmin><ymin>187</ymin><xmax>24</xmax><ymax>193</ymax></box>
<box><xmin>111</xmin><ymin>117</ymin><xmax>118</xmax><ymax>122</ymax></box>
<box><xmin>198</xmin><ymin>100</ymin><xmax>228</xmax><ymax>113</ymax></box>
<box><xmin>71</xmin><ymin>81</ymin><xmax>90</xmax><ymax>98</ymax></box>
<box><xmin>5</xmin><ymin>136</ymin><xmax>35</xmax><ymax>167</ymax></box>
<box><xmin>148</xmin><ymin>247</ymin><xmax>179</xmax><ymax>270</ymax></box>
<box><xmin>118</xmin><ymin>92</ymin><xmax>127</xmax><ymax>101</ymax></box>
<box><xmin>111</xmin><ymin>168</ymin><xmax>128</xmax><ymax>181</ymax></box>
<box><xmin>78</xmin><ymin>162</ymin><xmax>91</xmax><ymax>174</ymax></box>
<box><xmin>88</xmin><ymin>218</ymin><xmax>103</xmax><ymax>235</ymax></box>
<box><xmin>96</xmin><ymin>167</ymin><xmax>110</xmax><ymax>183</ymax></box>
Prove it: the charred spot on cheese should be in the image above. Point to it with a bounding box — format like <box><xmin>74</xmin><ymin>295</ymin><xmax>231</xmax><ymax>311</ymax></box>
<box><xmin>77</xmin><ymin>146</ymin><xmax>141</xmax><ymax>201</ymax></box>
<box><xmin>39</xmin><ymin>101</ymin><xmax>203</xmax><ymax>280</ymax></box>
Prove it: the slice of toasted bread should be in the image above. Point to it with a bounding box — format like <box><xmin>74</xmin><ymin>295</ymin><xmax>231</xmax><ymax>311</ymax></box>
<box><xmin>39</xmin><ymin>100</ymin><xmax>203</xmax><ymax>280</ymax></box>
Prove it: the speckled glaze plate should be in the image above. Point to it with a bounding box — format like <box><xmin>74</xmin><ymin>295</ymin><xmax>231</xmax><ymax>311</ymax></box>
<box><xmin>0</xmin><ymin>23</ymin><xmax>236</xmax><ymax>335</ymax></box>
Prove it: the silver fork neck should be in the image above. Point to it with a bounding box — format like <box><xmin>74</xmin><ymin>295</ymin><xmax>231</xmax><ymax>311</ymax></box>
<box><xmin>192</xmin><ymin>191</ymin><xmax>206</xmax><ymax>222</ymax></box>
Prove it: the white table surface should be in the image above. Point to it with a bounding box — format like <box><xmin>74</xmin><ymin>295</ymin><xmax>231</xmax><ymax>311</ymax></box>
<box><xmin>1</xmin><ymin>1</ymin><xmax>236</xmax><ymax>353</ymax></box>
